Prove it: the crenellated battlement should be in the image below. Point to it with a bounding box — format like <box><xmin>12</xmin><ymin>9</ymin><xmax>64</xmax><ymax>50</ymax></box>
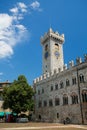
<box><xmin>40</xmin><ymin>28</ymin><xmax>64</xmax><ymax>44</ymax></box>
<box><xmin>33</xmin><ymin>54</ymin><xmax>87</xmax><ymax>84</ymax></box>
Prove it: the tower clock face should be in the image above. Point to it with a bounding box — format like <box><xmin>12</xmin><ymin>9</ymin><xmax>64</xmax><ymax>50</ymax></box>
<box><xmin>54</xmin><ymin>51</ymin><xmax>60</xmax><ymax>58</ymax></box>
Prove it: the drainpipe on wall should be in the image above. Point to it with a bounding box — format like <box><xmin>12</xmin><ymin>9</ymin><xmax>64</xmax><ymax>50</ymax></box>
<box><xmin>77</xmin><ymin>68</ymin><xmax>84</xmax><ymax>124</ymax></box>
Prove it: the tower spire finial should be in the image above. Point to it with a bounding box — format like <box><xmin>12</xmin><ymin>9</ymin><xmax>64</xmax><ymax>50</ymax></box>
<box><xmin>49</xmin><ymin>27</ymin><xmax>53</xmax><ymax>33</ymax></box>
<box><xmin>49</xmin><ymin>16</ymin><xmax>52</xmax><ymax>30</ymax></box>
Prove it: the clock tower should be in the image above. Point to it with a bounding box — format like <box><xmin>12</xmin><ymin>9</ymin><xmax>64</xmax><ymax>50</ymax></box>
<box><xmin>41</xmin><ymin>28</ymin><xmax>65</xmax><ymax>74</ymax></box>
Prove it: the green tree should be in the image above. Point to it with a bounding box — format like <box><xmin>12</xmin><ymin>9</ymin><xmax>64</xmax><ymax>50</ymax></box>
<box><xmin>2</xmin><ymin>75</ymin><xmax>34</xmax><ymax>114</ymax></box>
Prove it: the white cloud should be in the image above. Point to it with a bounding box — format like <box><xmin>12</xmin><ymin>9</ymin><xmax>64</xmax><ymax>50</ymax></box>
<box><xmin>10</xmin><ymin>2</ymin><xmax>27</xmax><ymax>21</ymax></box>
<box><xmin>10</xmin><ymin>7</ymin><xmax>18</xmax><ymax>14</ymax></box>
<box><xmin>18</xmin><ymin>2</ymin><xmax>27</xmax><ymax>8</ymax></box>
<box><xmin>30</xmin><ymin>1</ymin><xmax>40</xmax><ymax>9</ymax></box>
<box><xmin>0</xmin><ymin>14</ymin><xmax>12</xmax><ymax>29</ymax></box>
<box><xmin>0</xmin><ymin>1</ymin><xmax>42</xmax><ymax>59</ymax></box>
<box><xmin>0</xmin><ymin>13</ymin><xmax>28</xmax><ymax>59</ymax></box>
<box><xmin>30</xmin><ymin>1</ymin><xmax>42</xmax><ymax>11</ymax></box>
<box><xmin>10</xmin><ymin>2</ymin><xmax>27</xmax><ymax>15</ymax></box>
<box><xmin>0</xmin><ymin>42</ymin><xmax>13</xmax><ymax>58</ymax></box>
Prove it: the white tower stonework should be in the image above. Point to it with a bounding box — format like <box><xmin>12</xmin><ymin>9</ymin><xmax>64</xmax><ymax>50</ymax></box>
<box><xmin>41</xmin><ymin>28</ymin><xmax>64</xmax><ymax>74</ymax></box>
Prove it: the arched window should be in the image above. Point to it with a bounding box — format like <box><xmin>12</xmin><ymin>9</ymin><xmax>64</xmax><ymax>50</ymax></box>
<box><xmin>66</xmin><ymin>79</ymin><xmax>70</xmax><ymax>86</ymax></box>
<box><xmin>79</xmin><ymin>74</ymin><xmax>84</xmax><ymax>83</ymax></box>
<box><xmin>49</xmin><ymin>99</ymin><xmax>53</xmax><ymax>107</ymax></box>
<box><xmin>55</xmin><ymin>83</ymin><xmax>58</xmax><ymax>90</ymax></box>
<box><xmin>72</xmin><ymin>77</ymin><xmax>76</xmax><ymax>85</ymax></box>
<box><xmin>71</xmin><ymin>93</ymin><xmax>78</xmax><ymax>104</ymax></box>
<box><xmin>55</xmin><ymin>43</ymin><xmax>59</xmax><ymax>50</ymax></box>
<box><xmin>51</xmin><ymin>85</ymin><xmax>53</xmax><ymax>91</ymax></box>
<box><xmin>63</xmin><ymin>94</ymin><xmax>68</xmax><ymax>105</ymax></box>
<box><xmin>42</xmin><ymin>88</ymin><xmax>44</xmax><ymax>93</ymax></box>
<box><xmin>45</xmin><ymin>44</ymin><xmax>48</xmax><ymax>51</ymax></box>
<box><xmin>82</xmin><ymin>90</ymin><xmax>87</xmax><ymax>102</ymax></box>
<box><xmin>55</xmin><ymin>98</ymin><xmax>60</xmax><ymax>106</ymax></box>
<box><xmin>38</xmin><ymin>90</ymin><xmax>40</xmax><ymax>95</ymax></box>
<box><xmin>43</xmin><ymin>100</ymin><xmax>47</xmax><ymax>107</ymax></box>
<box><xmin>60</xmin><ymin>81</ymin><xmax>64</xmax><ymax>89</ymax></box>
<box><xmin>38</xmin><ymin>101</ymin><xmax>42</xmax><ymax>108</ymax></box>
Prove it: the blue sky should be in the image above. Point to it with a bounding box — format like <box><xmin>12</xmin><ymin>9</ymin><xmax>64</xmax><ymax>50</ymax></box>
<box><xmin>0</xmin><ymin>0</ymin><xmax>87</xmax><ymax>85</ymax></box>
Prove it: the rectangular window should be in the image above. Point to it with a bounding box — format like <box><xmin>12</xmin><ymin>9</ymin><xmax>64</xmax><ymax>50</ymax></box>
<box><xmin>57</xmin><ymin>113</ymin><xmax>59</xmax><ymax>118</ymax></box>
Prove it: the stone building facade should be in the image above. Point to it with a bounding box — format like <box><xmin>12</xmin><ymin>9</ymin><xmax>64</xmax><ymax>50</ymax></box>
<box><xmin>0</xmin><ymin>81</ymin><xmax>11</xmax><ymax>112</ymax></box>
<box><xmin>33</xmin><ymin>28</ymin><xmax>87</xmax><ymax>124</ymax></box>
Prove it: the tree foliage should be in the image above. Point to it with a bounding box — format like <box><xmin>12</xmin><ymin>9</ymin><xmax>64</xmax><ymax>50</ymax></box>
<box><xmin>2</xmin><ymin>75</ymin><xmax>34</xmax><ymax>114</ymax></box>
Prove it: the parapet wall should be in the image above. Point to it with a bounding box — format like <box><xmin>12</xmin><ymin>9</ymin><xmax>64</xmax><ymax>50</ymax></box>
<box><xmin>33</xmin><ymin>54</ymin><xmax>87</xmax><ymax>84</ymax></box>
<box><xmin>40</xmin><ymin>28</ymin><xmax>64</xmax><ymax>44</ymax></box>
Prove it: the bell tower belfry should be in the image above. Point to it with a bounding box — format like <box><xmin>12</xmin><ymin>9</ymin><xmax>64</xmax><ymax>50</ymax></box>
<box><xmin>40</xmin><ymin>28</ymin><xmax>65</xmax><ymax>74</ymax></box>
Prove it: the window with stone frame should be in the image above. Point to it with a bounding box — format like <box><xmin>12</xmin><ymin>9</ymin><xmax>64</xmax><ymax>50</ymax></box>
<box><xmin>82</xmin><ymin>90</ymin><xmax>87</xmax><ymax>103</ymax></box>
<box><xmin>38</xmin><ymin>90</ymin><xmax>40</xmax><ymax>95</ymax></box>
<box><xmin>71</xmin><ymin>93</ymin><xmax>78</xmax><ymax>104</ymax></box>
<box><xmin>55</xmin><ymin>98</ymin><xmax>60</xmax><ymax>106</ymax></box>
<box><xmin>55</xmin><ymin>83</ymin><xmax>58</xmax><ymax>90</ymax></box>
<box><xmin>79</xmin><ymin>74</ymin><xmax>84</xmax><ymax>83</ymax></box>
<box><xmin>55</xmin><ymin>43</ymin><xmax>59</xmax><ymax>50</ymax></box>
<box><xmin>45</xmin><ymin>44</ymin><xmax>48</xmax><ymax>51</ymax></box>
<box><xmin>66</xmin><ymin>79</ymin><xmax>70</xmax><ymax>86</ymax></box>
<box><xmin>38</xmin><ymin>101</ymin><xmax>42</xmax><ymax>108</ymax></box>
<box><xmin>60</xmin><ymin>81</ymin><xmax>64</xmax><ymax>89</ymax></box>
<box><xmin>49</xmin><ymin>99</ymin><xmax>53</xmax><ymax>107</ymax></box>
<box><xmin>63</xmin><ymin>95</ymin><xmax>68</xmax><ymax>105</ymax></box>
<box><xmin>51</xmin><ymin>85</ymin><xmax>53</xmax><ymax>91</ymax></box>
<box><xmin>43</xmin><ymin>100</ymin><xmax>47</xmax><ymax>107</ymax></box>
<box><xmin>57</xmin><ymin>113</ymin><xmax>59</xmax><ymax>118</ymax></box>
<box><xmin>72</xmin><ymin>77</ymin><xmax>76</xmax><ymax>85</ymax></box>
<box><xmin>42</xmin><ymin>88</ymin><xmax>44</xmax><ymax>94</ymax></box>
